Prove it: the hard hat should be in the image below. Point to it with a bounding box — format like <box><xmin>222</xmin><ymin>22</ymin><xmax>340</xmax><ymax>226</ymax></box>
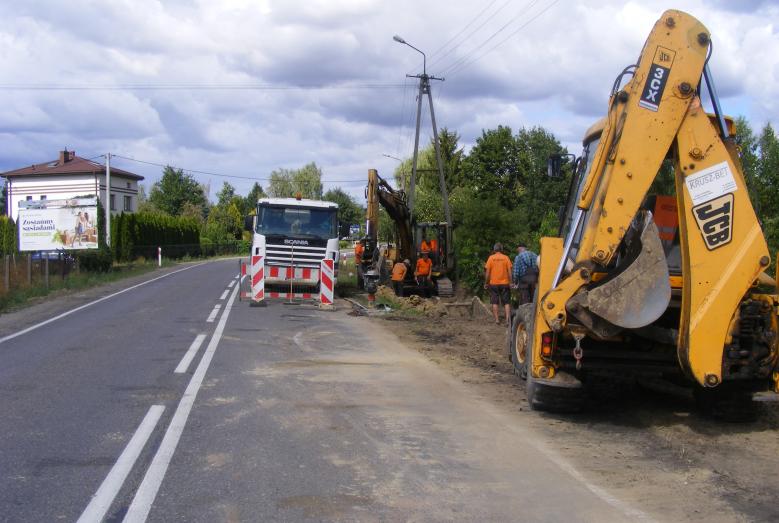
<box><xmin>404</xmin><ymin>259</ymin><xmax>411</xmax><ymax>265</ymax></box>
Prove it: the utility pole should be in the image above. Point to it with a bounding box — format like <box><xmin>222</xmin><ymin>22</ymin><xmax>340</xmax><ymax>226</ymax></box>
<box><xmin>105</xmin><ymin>153</ymin><xmax>111</xmax><ymax>247</ymax></box>
<box><xmin>393</xmin><ymin>35</ymin><xmax>454</xmax><ymax>268</ymax></box>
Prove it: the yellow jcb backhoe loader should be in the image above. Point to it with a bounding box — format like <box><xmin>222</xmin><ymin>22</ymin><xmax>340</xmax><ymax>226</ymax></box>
<box><xmin>509</xmin><ymin>9</ymin><xmax>779</xmax><ymax>418</ymax></box>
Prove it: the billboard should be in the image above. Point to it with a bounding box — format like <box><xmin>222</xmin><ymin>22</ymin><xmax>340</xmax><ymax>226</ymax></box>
<box><xmin>18</xmin><ymin>198</ymin><xmax>99</xmax><ymax>251</ymax></box>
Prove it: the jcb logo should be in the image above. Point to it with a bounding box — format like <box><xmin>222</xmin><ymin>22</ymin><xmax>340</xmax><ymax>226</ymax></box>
<box><xmin>692</xmin><ymin>194</ymin><xmax>733</xmax><ymax>250</ymax></box>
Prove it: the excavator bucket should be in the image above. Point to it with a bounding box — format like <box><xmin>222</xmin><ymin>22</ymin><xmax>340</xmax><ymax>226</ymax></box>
<box><xmin>587</xmin><ymin>219</ymin><xmax>671</xmax><ymax>329</ymax></box>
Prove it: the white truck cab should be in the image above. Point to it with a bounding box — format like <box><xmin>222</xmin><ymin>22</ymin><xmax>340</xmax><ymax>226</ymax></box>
<box><xmin>251</xmin><ymin>197</ymin><xmax>339</xmax><ymax>289</ymax></box>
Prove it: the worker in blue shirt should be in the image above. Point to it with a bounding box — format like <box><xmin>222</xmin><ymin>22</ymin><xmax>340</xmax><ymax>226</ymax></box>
<box><xmin>512</xmin><ymin>243</ymin><xmax>538</xmax><ymax>305</ymax></box>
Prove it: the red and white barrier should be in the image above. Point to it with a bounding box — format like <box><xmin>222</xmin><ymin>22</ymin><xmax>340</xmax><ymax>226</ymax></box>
<box><xmin>239</xmin><ymin>260</ymin><xmax>250</xmax><ymax>300</ymax></box>
<box><xmin>265</xmin><ymin>265</ymin><xmax>319</xmax><ymax>284</ymax></box>
<box><xmin>250</xmin><ymin>255</ymin><xmax>265</xmax><ymax>303</ymax></box>
<box><xmin>319</xmin><ymin>258</ymin><xmax>334</xmax><ymax>308</ymax></box>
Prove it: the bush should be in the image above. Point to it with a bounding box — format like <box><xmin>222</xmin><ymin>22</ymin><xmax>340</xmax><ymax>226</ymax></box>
<box><xmin>77</xmin><ymin>248</ymin><xmax>113</xmax><ymax>272</ymax></box>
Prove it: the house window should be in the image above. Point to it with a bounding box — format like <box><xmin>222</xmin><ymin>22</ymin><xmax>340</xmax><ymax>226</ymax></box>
<box><xmin>110</xmin><ymin>194</ymin><xmax>116</xmax><ymax>211</ymax></box>
<box><xmin>126</xmin><ymin>182</ymin><xmax>131</xmax><ymax>189</ymax></box>
<box><xmin>26</xmin><ymin>196</ymin><xmax>32</xmax><ymax>201</ymax></box>
<box><xmin>40</xmin><ymin>195</ymin><xmax>47</xmax><ymax>200</ymax></box>
<box><xmin>124</xmin><ymin>195</ymin><xmax>132</xmax><ymax>212</ymax></box>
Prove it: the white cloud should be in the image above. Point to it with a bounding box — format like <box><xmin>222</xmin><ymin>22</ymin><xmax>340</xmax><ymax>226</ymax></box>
<box><xmin>0</xmin><ymin>0</ymin><xmax>776</xmax><ymax>202</ymax></box>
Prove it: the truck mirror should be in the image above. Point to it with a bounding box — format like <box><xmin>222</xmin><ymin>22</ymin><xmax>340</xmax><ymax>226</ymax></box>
<box><xmin>547</xmin><ymin>156</ymin><xmax>564</xmax><ymax>178</ymax></box>
<box><xmin>244</xmin><ymin>215</ymin><xmax>254</xmax><ymax>232</ymax></box>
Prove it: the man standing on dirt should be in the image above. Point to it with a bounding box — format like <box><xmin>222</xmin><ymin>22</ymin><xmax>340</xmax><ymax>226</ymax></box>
<box><xmin>415</xmin><ymin>251</ymin><xmax>433</xmax><ymax>297</ymax></box>
<box><xmin>484</xmin><ymin>243</ymin><xmax>513</xmax><ymax>325</ymax></box>
<box><xmin>391</xmin><ymin>259</ymin><xmax>410</xmax><ymax>297</ymax></box>
<box><xmin>513</xmin><ymin>243</ymin><xmax>538</xmax><ymax>305</ymax></box>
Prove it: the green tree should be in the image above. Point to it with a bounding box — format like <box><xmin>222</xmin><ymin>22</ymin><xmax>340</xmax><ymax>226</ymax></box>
<box><xmin>202</xmin><ymin>202</ymin><xmax>243</xmax><ymax>243</ymax></box>
<box><xmin>460</xmin><ymin>126</ymin><xmax>522</xmax><ymax>208</ymax></box>
<box><xmin>216</xmin><ymin>182</ymin><xmax>236</xmax><ymax>208</ymax></box>
<box><xmin>148</xmin><ymin>166</ymin><xmax>207</xmax><ymax>217</ymax></box>
<box><xmin>324</xmin><ymin>187</ymin><xmax>362</xmax><ymax>238</ymax></box>
<box><xmin>268</xmin><ymin>162</ymin><xmax>324</xmax><ymax>199</ymax></box>
<box><xmin>756</xmin><ymin>123</ymin><xmax>779</xmax><ymax>218</ymax></box>
<box><xmin>243</xmin><ymin>182</ymin><xmax>267</xmax><ymax>214</ymax></box>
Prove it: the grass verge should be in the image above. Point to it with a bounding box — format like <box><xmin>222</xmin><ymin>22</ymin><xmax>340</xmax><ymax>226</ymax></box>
<box><xmin>0</xmin><ymin>259</ymin><xmax>177</xmax><ymax>313</ymax></box>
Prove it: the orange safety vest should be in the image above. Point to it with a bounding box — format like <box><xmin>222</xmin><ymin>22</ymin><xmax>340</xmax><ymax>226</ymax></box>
<box><xmin>391</xmin><ymin>262</ymin><xmax>407</xmax><ymax>282</ymax></box>
<box><xmin>415</xmin><ymin>257</ymin><xmax>432</xmax><ymax>277</ymax></box>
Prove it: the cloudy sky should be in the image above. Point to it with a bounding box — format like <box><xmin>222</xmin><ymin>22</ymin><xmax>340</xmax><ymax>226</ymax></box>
<box><xmin>1</xmin><ymin>0</ymin><xmax>777</xmax><ymax>201</ymax></box>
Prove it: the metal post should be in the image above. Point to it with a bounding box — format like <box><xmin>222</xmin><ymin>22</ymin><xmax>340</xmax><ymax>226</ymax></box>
<box><xmin>27</xmin><ymin>254</ymin><xmax>31</xmax><ymax>285</ymax></box>
<box><xmin>426</xmin><ymin>85</ymin><xmax>453</xmax><ymax>265</ymax></box>
<box><xmin>105</xmin><ymin>153</ymin><xmax>111</xmax><ymax>247</ymax></box>
<box><xmin>44</xmin><ymin>257</ymin><xmax>49</xmax><ymax>290</ymax></box>
<box><xmin>4</xmin><ymin>255</ymin><xmax>8</xmax><ymax>291</ymax></box>
<box><xmin>408</xmin><ymin>77</ymin><xmax>426</xmax><ymax>218</ymax></box>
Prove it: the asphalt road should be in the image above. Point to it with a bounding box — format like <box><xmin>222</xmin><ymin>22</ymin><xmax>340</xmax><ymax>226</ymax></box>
<box><xmin>0</xmin><ymin>259</ymin><xmax>646</xmax><ymax>522</ymax></box>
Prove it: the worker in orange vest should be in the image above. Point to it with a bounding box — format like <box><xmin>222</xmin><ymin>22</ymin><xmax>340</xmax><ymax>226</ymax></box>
<box><xmin>391</xmin><ymin>259</ymin><xmax>410</xmax><ymax>297</ymax></box>
<box><xmin>354</xmin><ymin>240</ymin><xmax>364</xmax><ymax>265</ymax></box>
<box><xmin>415</xmin><ymin>251</ymin><xmax>433</xmax><ymax>297</ymax></box>
<box><xmin>484</xmin><ymin>242</ymin><xmax>513</xmax><ymax>325</ymax></box>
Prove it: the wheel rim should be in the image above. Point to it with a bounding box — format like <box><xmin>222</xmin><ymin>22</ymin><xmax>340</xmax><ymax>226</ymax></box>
<box><xmin>514</xmin><ymin>324</ymin><xmax>528</xmax><ymax>367</ymax></box>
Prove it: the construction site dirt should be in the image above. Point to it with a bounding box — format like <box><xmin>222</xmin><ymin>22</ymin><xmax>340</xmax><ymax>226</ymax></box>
<box><xmin>364</xmin><ymin>289</ymin><xmax>779</xmax><ymax>522</ymax></box>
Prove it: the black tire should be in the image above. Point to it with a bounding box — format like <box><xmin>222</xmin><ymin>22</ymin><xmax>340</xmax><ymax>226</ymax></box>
<box><xmin>526</xmin><ymin>372</ymin><xmax>585</xmax><ymax>413</ymax></box>
<box><xmin>693</xmin><ymin>384</ymin><xmax>758</xmax><ymax>422</ymax></box>
<box><xmin>509</xmin><ymin>304</ymin><xmax>534</xmax><ymax>380</ymax></box>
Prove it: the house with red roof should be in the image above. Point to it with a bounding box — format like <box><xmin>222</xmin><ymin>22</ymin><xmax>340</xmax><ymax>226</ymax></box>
<box><xmin>1</xmin><ymin>150</ymin><xmax>143</xmax><ymax>221</ymax></box>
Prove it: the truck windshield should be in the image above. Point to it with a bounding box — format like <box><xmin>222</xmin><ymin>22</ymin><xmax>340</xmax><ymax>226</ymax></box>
<box><xmin>256</xmin><ymin>205</ymin><xmax>337</xmax><ymax>239</ymax></box>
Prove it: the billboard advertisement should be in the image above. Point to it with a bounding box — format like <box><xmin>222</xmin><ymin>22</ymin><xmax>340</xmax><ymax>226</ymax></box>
<box><xmin>18</xmin><ymin>198</ymin><xmax>99</xmax><ymax>251</ymax></box>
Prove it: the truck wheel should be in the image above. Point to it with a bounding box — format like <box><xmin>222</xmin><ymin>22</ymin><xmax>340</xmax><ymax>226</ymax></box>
<box><xmin>526</xmin><ymin>371</ymin><xmax>585</xmax><ymax>413</ymax></box>
<box><xmin>693</xmin><ymin>384</ymin><xmax>758</xmax><ymax>422</ymax></box>
<box><xmin>509</xmin><ymin>304</ymin><xmax>534</xmax><ymax>380</ymax></box>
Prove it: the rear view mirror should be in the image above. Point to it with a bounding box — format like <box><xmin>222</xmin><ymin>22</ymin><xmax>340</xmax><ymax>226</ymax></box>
<box><xmin>244</xmin><ymin>215</ymin><xmax>255</xmax><ymax>232</ymax></box>
<box><xmin>547</xmin><ymin>153</ymin><xmax>577</xmax><ymax>178</ymax></box>
<box><xmin>547</xmin><ymin>156</ymin><xmax>564</xmax><ymax>178</ymax></box>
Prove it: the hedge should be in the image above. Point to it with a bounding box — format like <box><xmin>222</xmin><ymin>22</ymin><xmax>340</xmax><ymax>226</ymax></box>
<box><xmin>0</xmin><ymin>216</ymin><xmax>17</xmax><ymax>255</ymax></box>
<box><xmin>111</xmin><ymin>211</ymin><xmax>201</xmax><ymax>262</ymax></box>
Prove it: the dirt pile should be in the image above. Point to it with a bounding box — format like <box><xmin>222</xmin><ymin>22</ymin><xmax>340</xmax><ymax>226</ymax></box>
<box><xmin>375</xmin><ymin>285</ymin><xmax>493</xmax><ymax>320</ymax></box>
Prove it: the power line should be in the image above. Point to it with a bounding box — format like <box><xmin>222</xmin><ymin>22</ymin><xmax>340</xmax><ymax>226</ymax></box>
<box><xmin>439</xmin><ymin>0</ymin><xmax>541</xmax><ymax>76</ymax></box>
<box><xmin>446</xmin><ymin>0</ymin><xmax>561</xmax><ymax>77</ymax></box>
<box><xmin>426</xmin><ymin>0</ymin><xmax>500</xmax><ymax>63</ymax></box>
<box><xmin>0</xmin><ymin>83</ymin><xmax>405</xmax><ymax>91</ymax></box>
<box><xmin>110</xmin><ymin>154</ymin><xmax>365</xmax><ymax>185</ymax></box>
<box><xmin>427</xmin><ymin>0</ymin><xmax>515</xmax><ymax>72</ymax></box>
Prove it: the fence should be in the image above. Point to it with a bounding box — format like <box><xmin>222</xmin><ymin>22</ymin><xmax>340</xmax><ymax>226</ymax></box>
<box><xmin>0</xmin><ymin>253</ymin><xmax>78</xmax><ymax>297</ymax></box>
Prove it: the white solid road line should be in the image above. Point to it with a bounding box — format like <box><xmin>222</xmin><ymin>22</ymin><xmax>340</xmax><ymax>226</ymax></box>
<box><xmin>219</xmin><ymin>289</ymin><xmax>230</xmax><ymax>300</ymax></box>
<box><xmin>206</xmin><ymin>304</ymin><xmax>221</xmax><ymax>323</ymax></box>
<box><xmin>77</xmin><ymin>405</ymin><xmax>165</xmax><ymax>523</ymax></box>
<box><xmin>173</xmin><ymin>334</ymin><xmax>207</xmax><ymax>374</ymax></box>
<box><xmin>0</xmin><ymin>263</ymin><xmax>206</xmax><ymax>345</ymax></box>
<box><xmin>123</xmin><ymin>285</ymin><xmax>239</xmax><ymax>523</ymax></box>
<box><xmin>227</xmin><ymin>280</ymin><xmax>236</xmax><ymax>288</ymax></box>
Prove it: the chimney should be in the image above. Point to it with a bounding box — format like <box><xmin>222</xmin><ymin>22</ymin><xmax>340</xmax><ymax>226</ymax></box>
<box><xmin>59</xmin><ymin>149</ymin><xmax>69</xmax><ymax>164</ymax></box>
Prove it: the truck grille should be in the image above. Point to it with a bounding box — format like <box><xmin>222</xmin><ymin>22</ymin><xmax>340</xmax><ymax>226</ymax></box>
<box><xmin>266</xmin><ymin>243</ymin><xmax>327</xmax><ymax>268</ymax></box>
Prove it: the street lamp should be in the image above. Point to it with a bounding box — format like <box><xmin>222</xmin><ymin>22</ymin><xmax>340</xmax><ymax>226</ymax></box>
<box><xmin>393</xmin><ymin>34</ymin><xmax>426</xmax><ymax>75</ymax></box>
<box><xmin>382</xmin><ymin>153</ymin><xmax>403</xmax><ymax>162</ymax></box>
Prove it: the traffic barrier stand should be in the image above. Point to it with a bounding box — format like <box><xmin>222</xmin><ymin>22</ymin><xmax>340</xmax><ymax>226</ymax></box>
<box><xmin>249</xmin><ymin>255</ymin><xmax>267</xmax><ymax>307</ymax></box>
<box><xmin>239</xmin><ymin>259</ymin><xmax>251</xmax><ymax>301</ymax></box>
<box><xmin>319</xmin><ymin>258</ymin><xmax>335</xmax><ymax>310</ymax></box>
